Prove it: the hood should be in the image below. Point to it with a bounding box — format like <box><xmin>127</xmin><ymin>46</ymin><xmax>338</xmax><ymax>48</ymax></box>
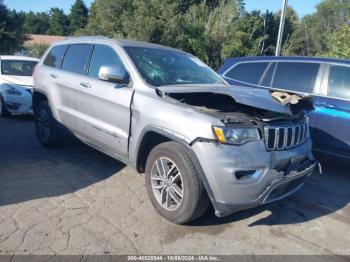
<box><xmin>157</xmin><ymin>84</ymin><xmax>313</xmax><ymax>116</ymax></box>
<box><xmin>1</xmin><ymin>75</ymin><xmax>34</xmax><ymax>87</ymax></box>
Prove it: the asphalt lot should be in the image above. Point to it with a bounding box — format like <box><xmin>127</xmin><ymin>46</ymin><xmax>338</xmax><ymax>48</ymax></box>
<box><xmin>0</xmin><ymin>115</ymin><xmax>349</xmax><ymax>255</ymax></box>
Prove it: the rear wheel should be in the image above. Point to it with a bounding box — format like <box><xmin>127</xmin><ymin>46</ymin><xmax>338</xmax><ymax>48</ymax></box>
<box><xmin>145</xmin><ymin>141</ymin><xmax>209</xmax><ymax>224</ymax></box>
<box><xmin>0</xmin><ymin>95</ymin><xmax>11</xmax><ymax>117</ymax></box>
<box><xmin>34</xmin><ymin>101</ymin><xmax>62</xmax><ymax>147</ymax></box>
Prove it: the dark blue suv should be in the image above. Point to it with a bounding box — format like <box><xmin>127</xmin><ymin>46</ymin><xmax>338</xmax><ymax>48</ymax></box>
<box><xmin>218</xmin><ymin>56</ymin><xmax>350</xmax><ymax>159</ymax></box>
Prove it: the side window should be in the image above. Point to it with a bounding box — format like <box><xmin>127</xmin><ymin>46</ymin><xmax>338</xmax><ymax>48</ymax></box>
<box><xmin>225</xmin><ymin>62</ymin><xmax>269</xmax><ymax>85</ymax></box>
<box><xmin>328</xmin><ymin>65</ymin><xmax>350</xmax><ymax>100</ymax></box>
<box><xmin>61</xmin><ymin>44</ymin><xmax>94</xmax><ymax>75</ymax></box>
<box><xmin>43</xmin><ymin>45</ymin><xmax>68</xmax><ymax>68</ymax></box>
<box><xmin>88</xmin><ymin>45</ymin><xmax>128</xmax><ymax>79</ymax></box>
<box><xmin>272</xmin><ymin>62</ymin><xmax>320</xmax><ymax>93</ymax></box>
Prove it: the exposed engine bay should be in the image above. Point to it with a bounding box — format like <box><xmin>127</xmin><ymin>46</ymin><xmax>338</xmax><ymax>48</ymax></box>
<box><xmin>157</xmin><ymin>87</ymin><xmax>314</xmax><ymax>125</ymax></box>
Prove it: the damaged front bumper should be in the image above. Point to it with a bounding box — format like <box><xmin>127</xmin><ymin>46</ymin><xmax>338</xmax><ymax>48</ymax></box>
<box><xmin>3</xmin><ymin>91</ymin><xmax>33</xmax><ymax>115</ymax></box>
<box><xmin>214</xmin><ymin>159</ymin><xmax>319</xmax><ymax>217</ymax></box>
<box><xmin>191</xmin><ymin>139</ymin><xmax>319</xmax><ymax>217</ymax></box>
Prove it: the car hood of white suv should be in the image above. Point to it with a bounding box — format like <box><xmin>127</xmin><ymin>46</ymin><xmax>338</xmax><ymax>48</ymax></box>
<box><xmin>1</xmin><ymin>75</ymin><xmax>34</xmax><ymax>87</ymax></box>
<box><xmin>157</xmin><ymin>84</ymin><xmax>314</xmax><ymax>116</ymax></box>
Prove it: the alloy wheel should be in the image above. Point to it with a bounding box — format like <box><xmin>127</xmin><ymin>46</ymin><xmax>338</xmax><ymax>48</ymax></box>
<box><xmin>151</xmin><ymin>157</ymin><xmax>184</xmax><ymax>211</ymax></box>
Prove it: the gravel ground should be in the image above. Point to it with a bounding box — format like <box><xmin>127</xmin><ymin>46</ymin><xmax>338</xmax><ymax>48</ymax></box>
<box><xmin>0</xmin><ymin>115</ymin><xmax>349</xmax><ymax>255</ymax></box>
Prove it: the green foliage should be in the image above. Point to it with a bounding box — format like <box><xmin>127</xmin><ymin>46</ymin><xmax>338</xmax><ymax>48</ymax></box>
<box><xmin>24</xmin><ymin>43</ymin><xmax>49</xmax><ymax>58</ymax></box>
<box><xmin>0</xmin><ymin>0</ymin><xmax>25</xmax><ymax>54</ymax></box>
<box><xmin>85</xmin><ymin>0</ymin><xmax>261</xmax><ymax>69</ymax></box>
<box><xmin>290</xmin><ymin>0</ymin><xmax>350</xmax><ymax>56</ymax></box>
<box><xmin>47</xmin><ymin>8</ymin><xmax>69</xmax><ymax>36</ymax></box>
<box><xmin>326</xmin><ymin>24</ymin><xmax>350</xmax><ymax>58</ymax></box>
<box><xmin>22</xmin><ymin>11</ymin><xmax>50</xmax><ymax>34</ymax></box>
<box><xmin>68</xmin><ymin>0</ymin><xmax>89</xmax><ymax>34</ymax></box>
<box><xmin>3</xmin><ymin>0</ymin><xmax>350</xmax><ymax>63</ymax></box>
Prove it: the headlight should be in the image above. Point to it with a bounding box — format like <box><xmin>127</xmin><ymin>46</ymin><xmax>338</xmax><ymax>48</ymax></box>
<box><xmin>213</xmin><ymin>126</ymin><xmax>260</xmax><ymax>145</ymax></box>
<box><xmin>3</xmin><ymin>84</ymin><xmax>22</xmax><ymax>96</ymax></box>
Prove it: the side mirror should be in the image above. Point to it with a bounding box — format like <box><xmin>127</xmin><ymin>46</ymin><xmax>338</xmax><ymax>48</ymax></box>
<box><xmin>98</xmin><ymin>65</ymin><xmax>129</xmax><ymax>84</ymax></box>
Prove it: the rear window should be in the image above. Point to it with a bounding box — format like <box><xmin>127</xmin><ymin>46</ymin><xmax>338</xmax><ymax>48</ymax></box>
<box><xmin>224</xmin><ymin>62</ymin><xmax>269</xmax><ymax>85</ymax></box>
<box><xmin>43</xmin><ymin>45</ymin><xmax>68</xmax><ymax>68</ymax></box>
<box><xmin>272</xmin><ymin>62</ymin><xmax>320</xmax><ymax>93</ymax></box>
<box><xmin>328</xmin><ymin>65</ymin><xmax>350</xmax><ymax>100</ymax></box>
<box><xmin>1</xmin><ymin>60</ymin><xmax>37</xmax><ymax>76</ymax></box>
<box><xmin>61</xmin><ymin>44</ymin><xmax>94</xmax><ymax>75</ymax></box>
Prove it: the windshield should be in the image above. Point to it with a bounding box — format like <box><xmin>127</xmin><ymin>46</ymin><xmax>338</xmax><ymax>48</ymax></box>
<box><xmin>124</xmin><ymin>46</ymin><xmax>225</xmax><ymax>87</ymax></box>
<box><xmin>1</xmin><ymin>60</ymin><xmax>37</xmax><ymax>76</ymax></box>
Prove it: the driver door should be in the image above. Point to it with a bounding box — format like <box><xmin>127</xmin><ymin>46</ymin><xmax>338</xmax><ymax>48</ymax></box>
<box><xmin>76</xmin><ymin>44</ymin><xmax>133</xmax><ymax>159</ymax></box>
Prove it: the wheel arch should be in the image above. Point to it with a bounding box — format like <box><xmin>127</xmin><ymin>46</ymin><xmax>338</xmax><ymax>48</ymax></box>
<box><xmin>32</xmin><ymin>90</ymin><xmax>49</xmax><ymax>114</ymax></box>
<box><xmin>134</xmin><ymin>126</ymin><xmax>216</xmax><ymax>204</ymax></box>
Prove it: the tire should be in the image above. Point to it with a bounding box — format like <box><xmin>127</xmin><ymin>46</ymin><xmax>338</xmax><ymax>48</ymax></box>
<box><xmin>0</xmin><ymin>95</ymin><xmax>11</xmax><ymax>117</ymax></box>
<box><xmin>34</xmin><ymin>101</ymin><xmax>62</xmax><ymax>148</ymax></box>
<box><xmin>145</xmin><ymin>141</ymin><xmax>209</xmax><ymax>224</ymax></box>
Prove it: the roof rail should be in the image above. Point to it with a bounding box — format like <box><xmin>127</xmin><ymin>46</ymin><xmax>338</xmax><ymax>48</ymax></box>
<box><xmin>63</xmin><ymin>35</ymin><xmax>111</xmax><ymax>40</ymax></box>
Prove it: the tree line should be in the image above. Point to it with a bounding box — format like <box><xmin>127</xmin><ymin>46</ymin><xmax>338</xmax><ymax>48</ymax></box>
<box><xmin>1</xmin><ymin>0</ymin><xmax>349</xmax><ymax>69</ymax></box>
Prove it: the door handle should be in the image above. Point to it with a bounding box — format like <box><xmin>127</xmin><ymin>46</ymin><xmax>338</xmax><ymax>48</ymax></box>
<box><xmin>80</xmin><ymin>82</ymin><xmax>91</xmax><ymax>88</ymax></box>
<box><xmin>50</xmin><ymin>73</ymin><xmax>58</xmax><ymax>79</ymax></box>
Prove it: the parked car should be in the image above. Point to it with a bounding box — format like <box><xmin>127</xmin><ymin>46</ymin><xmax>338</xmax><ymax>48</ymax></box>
<box><xmin>218</xmin><ymin>56</ymin><xmax>350</xmax><ymax>159</ymax></box>
<box><xmin>33</xmin><ymin>37</ymin><xmax>319</xmax><ymax>224</ymax></box>
<box><xmin>0</xmin><ymin>55</ymin><xmax>39</xmax><ymax>117</ymax></box>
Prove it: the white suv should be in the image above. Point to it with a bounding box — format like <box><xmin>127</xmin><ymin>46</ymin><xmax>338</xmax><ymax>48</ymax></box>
<box><xmin>0</xmin><ymin>55</ymin><xmax>39</xmax><ymax>117</ymax></box>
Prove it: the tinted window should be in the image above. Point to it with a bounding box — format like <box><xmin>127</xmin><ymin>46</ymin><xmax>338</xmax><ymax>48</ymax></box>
<box><xmin>1</xmin><ymin>60</ymin><xmax>37</xmax><ymax>76</ymax></box>
<box><xmin>88</xmin><ymin>45</ymin><xmax>127</xmax><ymax>79</ymax></box>
<box><xmin>225</xmin><ymin>62</ymin><xmax>269</xmax><ymax>85</ymax></box>
<box><xmin>328</xmin><ymin>65</ymin><xmax>350</xmax><ymax>100</ymax></box>
<box><xmin>272</xmin><ymin>62</ymin><xmax>320</xmax><ymax>93</ymax></box>
<box><xmin>260</xmin><ymin>62</ymin><xmax>276</xmax><ymax>87</ymax></box>
<box><xmin>43</xmin><ymin>45</ymin><xmax>67</xmax><ymax>68</ymax></box>
<box><xmin>61</xmin><ymin>44</ymin><xmax>93</xmax><ymax>75</ymax></box>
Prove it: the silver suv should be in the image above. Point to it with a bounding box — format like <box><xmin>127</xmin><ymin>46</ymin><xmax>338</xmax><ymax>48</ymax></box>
<box><xmin>33</xmin><ymin>37</ymin><xmax>319</xmax><ymax>224</ymax></box>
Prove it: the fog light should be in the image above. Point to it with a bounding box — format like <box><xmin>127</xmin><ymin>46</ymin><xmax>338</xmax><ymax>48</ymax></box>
<box><xmin>234</xmin><ymin>169</ymin><xmax>264</xmax><ymax>182</ymax></box>
<box><xmin>6</xmin><ymin>102</ymin><xmax>21</xmax><ymax>110</ymax></box>
<box><xmin>235</xmin><ymin>170</ymin><xmax>256</xmax><ymax>180</ymax></box>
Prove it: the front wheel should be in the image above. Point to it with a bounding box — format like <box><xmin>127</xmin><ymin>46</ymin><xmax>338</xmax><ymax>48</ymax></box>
<box><xmin>145</xmin><ymin>141</ymin><xmax>209</xmax><ymax>224</ymax></box>
<box><xmin>34</xmin><ymin>101</ymin><xmax>62</xmax><ymax>147</ymax></box>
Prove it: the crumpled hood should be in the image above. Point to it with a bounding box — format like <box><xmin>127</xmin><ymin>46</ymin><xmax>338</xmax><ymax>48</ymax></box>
<box><xmin>157</xmin><ymin>84</ymin><xmax>313</xmax><ymax>116</ymax></box>
<box><xmin>1</xmin><ymin>75</ymin><xmax>34</xmax><ymax>87</ymax></box>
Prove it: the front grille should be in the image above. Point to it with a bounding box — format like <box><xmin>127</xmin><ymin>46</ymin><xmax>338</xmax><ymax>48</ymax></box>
<box><xmin>264</xmin><ymin>122</ymin><xmax>309</xmax><ymax>151</ymax></box>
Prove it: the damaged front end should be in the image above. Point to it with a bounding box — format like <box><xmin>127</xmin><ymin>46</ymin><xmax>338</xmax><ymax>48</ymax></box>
<box><xmin>156</xmin><ymin>85</ymin><xmax>313</xmax><ymax>123</ymax></box>
<box><xmin>156</xmin><ymin>85</ymin><xmax>314</xmax><ymax>144</ymax></box>
<box><xmin>156</xmin><ymin>85</ymin><xmax>319</xmax><ymax>217</ymax></box>
<box><xmin>157</xmin><ymin>85</ymin><xmax>315</xmax><ymax>151</ymax></box>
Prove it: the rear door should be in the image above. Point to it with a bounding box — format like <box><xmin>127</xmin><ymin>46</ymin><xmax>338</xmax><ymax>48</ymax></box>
<box><xmin>76</xmin><ymin>44</ymin><xmax>133</xmax><ymax>159</ymax></box>
<box><xmin>57</xmin><ymin>44</ymin><xmax>94</xmax><ymax>132</ymax></box>
<box><xmin>35</xmin><ymin>44</ymin><xmax>68</xmax><ymax>121</ymax></box>
<box><xmin>313</xmin><ymin>63</ymin><xmax>350</xmax><ymax>157</ymax></box>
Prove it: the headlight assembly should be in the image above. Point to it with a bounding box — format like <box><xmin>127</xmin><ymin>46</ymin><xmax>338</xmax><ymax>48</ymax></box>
<box><xmin>3</xmin><ymin>84</ymin><xmax>22</xmax><ymax>96</ymax></box>
<box><xmin>213</xmin><ymin>126</ymin><xmax>260</xmax><ymax>145</ymax></box>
